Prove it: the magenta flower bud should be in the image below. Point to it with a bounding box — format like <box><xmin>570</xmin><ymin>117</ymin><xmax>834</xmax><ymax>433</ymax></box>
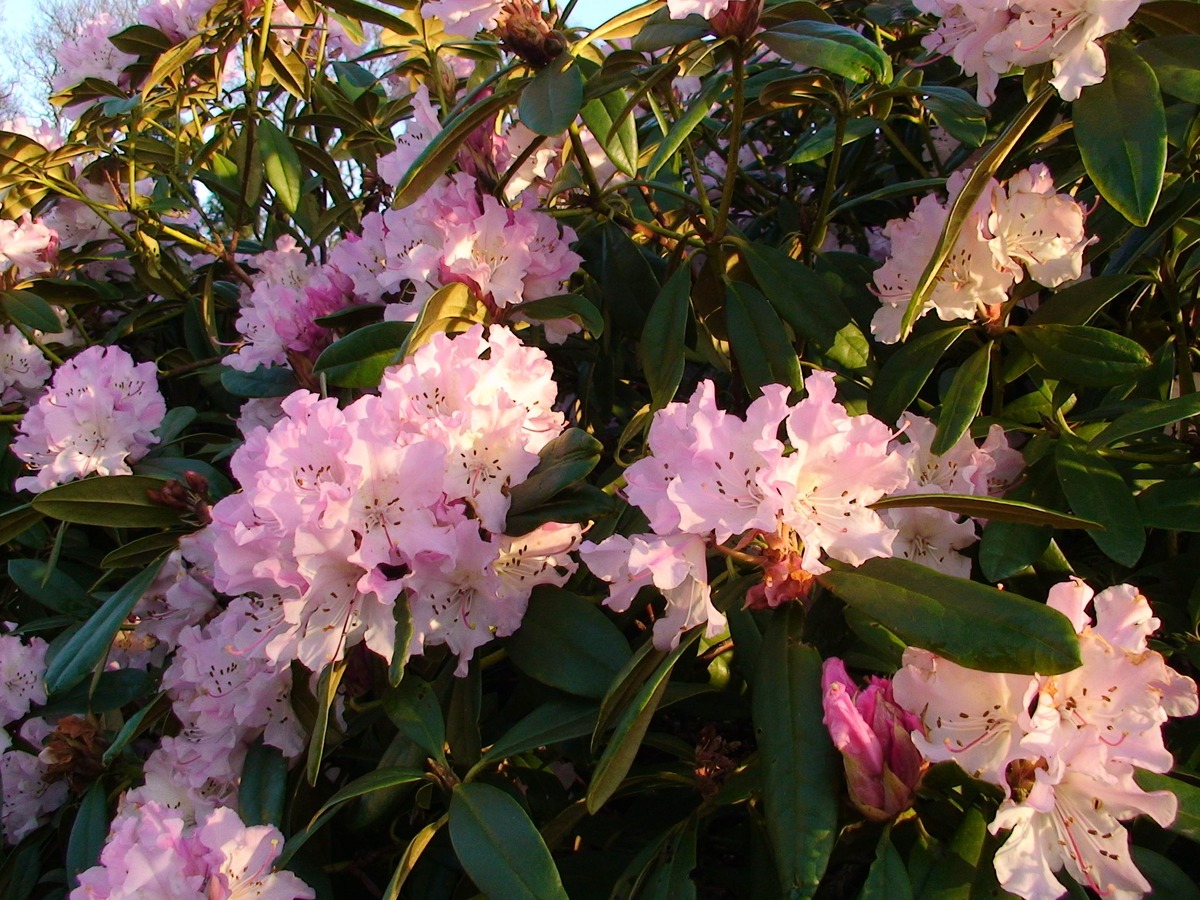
<box><xmin>821</xmin><ymin>657</ymin><xmax>925</xmax><ymax>821</ymax></box>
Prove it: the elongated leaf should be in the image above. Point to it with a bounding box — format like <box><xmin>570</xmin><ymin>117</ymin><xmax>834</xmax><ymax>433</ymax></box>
<box><xmin>870</xmin><ymin>493</ymin><xmax>1096</xmax><ymax>529</ymax></box>
<box><xmin>505</xmin><ymin>429</ymin><xmax>603</xmax><ymax>520</ymax></box>
<box><xmin>7</xmin><ymin>559</ymin><xmax>94</xmax><ymax>616</ymax></box>
<box><xmin>517</xmin><ymin>294</ymin><xmax>604</xmax><ymax>338</ymax></box>
<box><xmin>631</xmin><ymin>10</ymin><xmax>709</xmax><ymax>52</ymax></box>
<box><xmin>102</xmin><ymin>693</ymin><xmax>167</xmax><ymax>765</ymax></box>
<box><xmin>520</xmin><ymin>53</ymin><xmax>584</xmax><ymax>136</ymax></box>
<box><xmin>1055</xmin><ymin>440</ymin><xmax>1145</xmax><ymax>566</ymax></box>
<box><xmin>0</xmin><ymin>504</ymin><xmax>44</xmax><ymax>545</ymax></box>
<box><xmin>482</xmin><ymin>700</ymin><xmax>599</xmax><ymax>764</ymax></box>
<box><xmin>396</xmin><ymin>282</ymin><xmax>486</xmax><ymax>359</ymax></box>
<box><xmin>258</xmin><ymin>119</ymin><xmax>303</xmax><ymax>214</ymax></box>
<box><xmin>919</xmin><ymin>86</ymin><xmax>986</xmax><ymax>147</ymax></box>
<box><xmin>1089</xmin><ymin>392</ymin><xmax>1200</xmax><ymax>449</ymax></box>
<box><xmin>1027</xmin><ymin>274</ymin><xmax>1142</xmax><ymax>326</ymax></box>
<box><xmin>726</xmin><ymin>282</ymin><xmax>802</xmax><ymax>395</ymax></box>
<box><xmin>817</xmin><ymin>557</ymin><xmax>1081</xmax><ymax>674</ymax></box>
<box><xmin>788</xmin><ymin>116</ymin><xmax>880</xmax><ymax>164</ymax></box>
<box><xmin>915</xmin><ymin>806</ymin><xmax>987</xmax><ymax>900</ymax></box>
<box><xmin>38</xmin><ymin>668</ymin><xmax>153</xmax><ymax>718</ymax></box>
<box><xmin>240</xmin><ymin>742</ymin><xmax>289</xmax><ymax>827</ymax></box>
<box><xmin>306</xmin><ymin>659</ymin><xmax>347</xmax><ymax>786</ymax></box>
<box><xmin>1014</xmin><ymin>324</ymin><xmax>1152</xmax><ymax>387</ymax></box>
<box><xmin>279</xmin><ymin>766</ymin><xmax>426</xmax><ymax>867</ymax></box>
<box><xmin>1075</xmin><ymin>42</ymin><xmax>1166</xmax><ymax>226</ymax></box>
<box><xmin>869</xmin><ymin>326</ymin><xmax>968</xmax><ymax>426</ymax></box>
<box><xmin>641</xmin><ymin>816</ymin><xmax>700</xmax><ymax>900</ymax></box>
<box><xmin>507</xmin><ymin>588</ymin><xmax>630</xmax><ymax>699</ymax></box>
<box><xmin>580</xmin><ymin>89</ymin><xmax>639</xmax><ymax>177</ymax></box>
<box><xmin>1138</xmin><ymin>477</ymin><xmax>1200</xmax><ymax>531</ymax></box>
<box><xmin>1134</xmin><ymin>771</ymin><xmax>1200</xmax><ymax>843</ymax></box>
<box><xmin>752</xmin><ymin>605</ymin><xmax>838</xmax><ymax>897</ymax></box>
<box><xmin>932</xmin><ymin>344</ymin><xmax>989</xmax><ymax>455</ymax></box>
<box><xmin>977</xmin><ymin>461</ymin><xmax>1057</xmax><ymax>582</ymax></box>
<box><xmin>645</xmin><ymin>78</ymin><xmax>723</xmax><ymax>178</ymax></box>
<box><xmin>449</xmin><ymin>782</ymin><xmax>569</xmax><ymax>900</ymax></box>
<box><xmin>587</xmin><ymin>628</ymin><xmax>702</xmax><ymax>813</ymax></box>
<box><xmin>32</xmin><ymin>476</ymin><xmax>181</xmax><ymax>528</ymax></box>
<box><xmin>382</xmin><ymin>817</ymin><xmax>444</xmax><ymax>900</ymax></box>
<box><xmin>382</xmin><ymin>676</ymin><xmax>446</xmax><ymax>762</ymax></box>
<box><xmin>100</xmin><ymin>532</ymin><xmax>184</xmax><ymax>570</ymax></box>
<box><xmin>66</xmin><ymin>783</ymin><xmax>108</xmax><ymax>891</ymax></box>
<box><xmin>219</xmin><ymin>365</ymin><xmax>298</xmax><ymax>398</ymax></box>
<box><xmin>322</xmin><ymin>0</ymin><xmax>416</xmax><ymax>35</ymax></box>
<box><xmin>641</xmin><ymin>266</ymin><xmax>691</xmax><ymax>410</ymax></box>
<box><xmin>1132</xmin><ymin>848</ymin><xmax>1200</xmax><ymax>900</ymax></box>
<box><xmin>313</xmin><ymin>321</ymin><xmax>411</xmax><ymax>388</ymax></box>
<box><xmin>1138</xmin><ymin>35</ymin><xmax>1200</xmax><ymax>102</ymax></box>
<box><xmin>44</xmin><ymin>558</ymin><xmax>166</xmax><ymax>694</ymax></box>
<box><xmin>761</xmin><ymin>21</ymin><xmax>891</xmax><ymax>83</ymax></box>
<box><xmin>1</xmin><ymin>290</ymin><xmax>61</xmax><ymax>332</ymax></box>
<box><xmin>861</xmin><ymin>829</ymin><xmax>912</xmax><ymax>900</ymax></box>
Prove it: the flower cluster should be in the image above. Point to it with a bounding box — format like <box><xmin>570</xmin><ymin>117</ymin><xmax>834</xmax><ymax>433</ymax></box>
<box><xmin>212</xmin><ymin>325</ymin><xmax>580</xmax><ymax>675</ymax></box>
<box><xmin>916</xmin><ymin>0</ymin><xmax>1141</xmax><ymax>104</ymax></box>
<box><xmin>11</xmin><ymin>345</ymin><xmax>167</xmax><ymax>493</ymax></box>
<box><xmin>894</xmin><ymin>580</ymin><xmax>1198</xmax><ymax>899</ymax></box>
<box><xmin>73</xmin><ymin>803</ymin><xmax>314</xmax><ymax>899</ymax></box>
<box><xmin>871</xmin><ymin>165</ymin><xmax>1094</xmax><ymax>343</ymax></box>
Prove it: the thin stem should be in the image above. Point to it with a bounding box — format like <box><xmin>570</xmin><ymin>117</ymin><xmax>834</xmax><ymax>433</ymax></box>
<box><xmin>805</xmin><ymin>103</ymin><xmax>846</xmax><ymax>261</ymax></box>
<box><xmin>713</xmin><ymin>48</ymin><xmax>746</xmax><ymax>242</ymax></box>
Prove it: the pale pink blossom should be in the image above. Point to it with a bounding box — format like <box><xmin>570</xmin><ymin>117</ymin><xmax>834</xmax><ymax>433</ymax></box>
<box><xmin>0</xmin><ymin>328</ymin><xmax>53</xmax><ymax>405</ymax></box>
<box><xmin>53</xmin><ymin>15</ymin><xmax>138</xmax><ymax>98</ymax></box>
<box><xmin>0</xmin><ymin>633</ymin><xmax>48</xmax><ymax>727</ymax></box>
<box><xmin>0</xmin><ymin>748</ymin><xmax>68</xmax><ymax>845</ymax></box>
<box><xmin>195</xmin><ymin>807</ymin><xmax>316</xmax><ymax>900</ymax></box>
<box><xmin>0</xmin><ymin>215</ymin><xmax>58</xmax><ymax>274</ymax></box>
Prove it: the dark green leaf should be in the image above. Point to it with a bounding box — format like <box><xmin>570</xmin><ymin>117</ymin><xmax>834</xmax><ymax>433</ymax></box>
<box><xmin>66</xmin><ymin>783</ymin><xmax>108</xmax><ymax>891</ymax></box>
<box><xmin>641</xmin><ymin>266</ymin><xmax>691</xmax><ymax>410</ymax></box>
<box><xmin>978</xmin><ymin>462</ymin><xmax>1056</xmax><ymax>582</ymax></box>
<box><xmin>817</xmin><ymin>557</ymin><xmax>1082</xmax><ymax>674</ymax></box>
<box><xmin>1014</xmin><ymin>324</ymin><xmax>1152</xmax><ymax>387</ymax></box>
<box><xmin>7</xmin><ymin>559</ymin><xmax>94</xmax><ymax>616</ymax></box>
<box><xmin>258</xmin><ymin>119</ymin><xmax>303</xmax><ymax>214</ymax></box>
<box><xmin>1</xmin><ymin>290</ymin><xmax>62</xmax><ymax>332</ymax></box>
<box><xmin>1075</xmin><ymin>42</ymin><xmax>1166</xmax><ymax>226</ymax></box>
<box><xmin>38</xmin><ymin>668</ymin><xmax>153</xmax><ymax>718</ymax></box>
<box><xmin>240</xmin><ymin>742</ymin><xmax>289</xmax><ymax>827</ymax></box>
<box><xmin>313</xmin><ymin>321</ymin><xmax>411</xmax><ymax>387</ymax></box>
<box><xmin>108</xmin><ymin>23</ymin><xmax>174</xmax><ymax>56</ymax></box>
<box><xmin>32</xmin><ymin>476</ymin><xmax>181</xmax><ymax>528</ymax></box>
<box><xmin>322</xmin><ymin>0</ymin><xmax>417</xmax><ymax>35</ymax></box>
<box><xmin>517</xmin><ymin>294</ymin><xmax>604</xmax><ymax>338</ymax></box>
<box><xmin>1089</xmin><ymin>392</ymin><xmax>1200</xmax><ymax>449</ymax></box>
<box><xmin>725</xmin><ymin>282</ymin><xmax>803</xmax><ymax>395</ymax></box>
<box><xmin>1026</xmin><ymin>274</ymin><xmax>1142</xmax><ymax>326</ymax></box>
<box><xmin>506</xmin><ymin>429</ymin><xmax>603</xmax><ymax>521</ymax></box>
<box><xmin>632</xmin><ymin>11</ymin><xmax>709</xmax><ymax>52</ymax></box>
<box><xmin>220</xmin><ymin>365</ymin><xmax>298</xmax><ymax>398</ymax></box>
<box><xmin>1131</xmin><ymin>848</ymin><xmax>1200</xmax><ymax>900</ymax></box>
<box><xmin>861</xmin><ymin>829</ymin><xmax>913</xmax><ymax>900</ymax></box>
<box><xmin>504</xmin><ymin>484</ymin><xmax>616</xmax><ymax>535</ymax></box>
<box><xmin>870</xmin><ymin>493</ymin><xmax>1096</xmax><ymax>529</ymax></box>
<box><xmin>580</xmin><ymin>90</ymin><xmax>639</xmax><ymax>177</ymax></box>
<box><xmin>44</xmin><ymin>558</ymin><xmax>166</xmax><ymax>694</ymax></box>
<box><xmin>641</xmin><ymin>816</ymin><xmax>699</xmax><ymax>900</ymax></box>
<box><xmin>449</xmin><ymin>782</ymin><xmax>569</xmax><ymax>900</ymax></box>
<box><xmin>306</xmin><ymin>659</ymin><xmax>346</xmax><ymax>786</ymax></box>
<box><xmin>507</xmin><ymin>587</ymin><xmax>631</xmax><ymax>699</ymax></box>
<box><xmin>382</xmin><ymin>676</ymin><xmax>446</xmax><ymax>762</ymax></box>
<box><xmin>100</xmin><ymin>532</ymin><xmax>183</xmax><ymax>570</ymax></box>
<box><xmin>1138</xmin><ymin>476</ymin><xmax>1200</xmax><ymax>531</ymax></box>
<box><xmin>1138</xmin><ymin>36</ymin><xmax>1200</xmax><ymax>102</ymax></box>
<box><xmin>482</xmin><ymin>700</ymin><xmax>599</xmax><ymax>764</ymax></box>
<box><xmin>868</xmin><ymin>326</ymin><xmax>968</xmax><ymax>426</ymax></box>
<box><xmin>752</xmin><ymin>606</ymin><xmax>838</xmax><ymax>897</ymax></box>
<box><xmin>932</xmin><ymin>344</ymin><xmax>989</xmax><ymax>455</ymax></box>
<box><xmin>915</xmin><ymin>806</ymin><xmax>988</xmax><ymax>900</ymax></box>
<box><xmin>761</xmin><ymin>21</ymin><xmax>891</xmax><ymax>83</ymax></box>
<box><xmin>519</xmin><ymin>53</ymin><xmax>585</xmax><ymax>136</ymax></box>
<box><xmin>101</xmin><ymin>694</ymin><xmax>167</xmax><ymax>766</ymax></box>
<box><xmin>1055</xmin><ymin>440</ymin><xmax>1145</xmax><ymax>566</ymax></box>
<box><xmin>0</xmin><ymin>505</ymin><xmax>44</xmax><ymax>546</ymax></box>
<box><xmin>1134</xmin><ymin>771</ymin><xmax>1200</xmax><ymax>843</ymax></box>
<box><xmin>788</xmin><ymin>116</ymin><xmax>880</xmax><ymax>164</ymax></box>
<box><xmin>919</xmin><ymin>86</ymin><xmax>987</xmax><ymax>147</ymax></box>
<box><xmin>645</xmin><ymin>78</ymin><xmax>723</xmax><ymax>178</ymax></box>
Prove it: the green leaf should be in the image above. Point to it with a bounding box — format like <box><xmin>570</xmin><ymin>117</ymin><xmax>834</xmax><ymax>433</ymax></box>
<box><xmin>395</xmin><ymin>83</ymin><xmax>522</xmax><ymax>208</ymax></box>
<box><xmin>219</xmin><ymin>365</ymin><xmax>298</xmax><ymax>398</ymax></box>
<box><xmin>1013</xmin><ymin>324</ymin><xmax>1152</xmax><ymax>387</ymax></box>
<box><xmin>481</xmin><ymin>700</ymin><xmax>599</xmax><ymax>764</ymax></box>
<box><xmin>382</xmin><ymin>818</ymin><xmax>444</xmax><ymax>900</ymax></box>
<box><xmin>321</xmin><ymin>0</ymin><xmax>416</xmax><ymax>35</ymax></box>
<box><xmin>507</xmin><ymin>587</ymin><xmax>631</xmax><ymax>699</ymax></box>
<box><xmin>1138</xmin><ymin>36</ymin><xmax>1200</xmax><ymax>102</ymax></box>
<box><xmin>1138</xmin><ymin>476</ymin><xmax>1200</xmax><ymax>531</ymax></box>
<box><xmin>861</xmin><ymin>829</ymin><xmax>913</xmax><ymax>900</ymax></box>
<box><xmin>66</xmin><ymin>783</ymin><xmax>108</xmax><ymax>891</ymax></box>
<box><xmin>517</xmin><ymin>294</ymin><xmax>604</xmax><ymax>338</ymax></box>
<box><xmin>725</xmin><ymin>282</ymin><xmax>803</xmax><ymax>395</ymax></box>
<box><xmin>1134</xmin><ymin>771</ymin><xmax>1200</xmax><ymax>843</ymax></box>
<box><xmin>932</xmin><ymin>344</ymin><xmax>989</xmax><ymax>456</ymax></box>
<box><xmin>306</xmin><ymin>659</ymin><xmax>347</xmax><ymax>786</ymax></box>
<box><xmin>760</xmin><ymin>21</ymin><xmax>891</xmax><ymax>83</ymax></box>
<box><xmin>108</xmin><ymin>23</ymin><xmax>174</xmax><ymax>56</ymax></box>
<box><xmin>870</xmin><ymin>493</ymin><xmax>1096</xmax><ymax>530</ymax></box>
<box><xmin>100</xmin><ymin>532</ymin><xmax>183</xmax><ymax>570</ymax></box>
<box><xmin>645</xmin><ymin>77</ymin><xmax>723</xmax><ymax>178</ymax></box>
<box><xmin>915</xmin><ymin>806</ymin><xmax>988</xmax><ymax>900</ymax></box>
<box><xmin>520</xmin><ymin>53</ymin><xmax>585</xmax><ymax>136</ymax></box>
<box><xmin>1026</xmin><ymin>274</ymin><xmax>1142</xmax><ymax>326</ymax></box>
<box><xmin>817</xmin><ymin>557</ymin><xmax>1082</xmax><ymax>674</ymax></box>
<box><xmin>868</xmin><ymin>325</ymin><xmax>968</xmax><ymax>426</ymax></box>
<box><xmin>382</xmin><ymin>676</ymin><xmax>446</xmax><ymax>762</ymax></box>
<box><xmin>396</xmin><ymin>282</ymin><xmax>486</xmax><ymax>359</ymax></box>
<box><xmin>1</xmin><ymin>290</ymin><xmax>61</xmax><ymax>332</ymax></box>
<box><xmin>1074</xmin><ymin>42</ymin><xmax>1167</xmax><ymax>226</ymax></box>
<box><xmin>752</xmin><ymin>605</ymin><xmax>839</xmax><ymax>897</ymax></box>
<box><xmin>587</xmin><ymin>628</ymin><xmax>702</xmax><ymax>813</ymax></box>
<box><xmin>919</xmin><ymin>86</ymin><xmax>987</xmax><ymax>147</ymax></box>
<box><xmin>7</xmin><ymin>559</ymin><xmax>94</xmax><ymax>616</ymax></box>
<box><xmin>504</xmin><ymin>484</ymin><xmax>616</xmax><ymax>535</ymax></box>
<box><xmin>977</xmin><ymin>461</ymin><xmax>1057</xmax><ymax>582</ymax></box>
<box><xmin>1055</xmin><ymin>440</ymin><xmax>1145</xmax><ymax>566</ymax></box>
<box><xmin>258</xmin><ymin>119</ymin><xmax>303</xmax><ymax>214</ymax></box>
<box><xmin>32</xmin><ymin>476</ymin><xmax>181</xmax><ymax>528</ymax></box>
<box><xmin>0</xmin><ymin>504</ymin><xmax>44</xmax><ymax>546</ymax></box>
<box><xmin>506</xmin><ymin>428</ymin><xmax>604</xmax><ymax>522</ymax></box>
<box><xmin>580</xmin><ymin>90</ymin><xmax>639</xmax><ymax>177</ymax></box>
<box><xmin>240</xmin><ymin>742</ymin><xmax>289</xmax><ymax>827</ymax></box>
<box><xmin>38</xmin><ymin>668</ymin><xmax>153</xmax><ymax>717</ymax></box>
<box><xmin>787</xmin><ymin>116</ymin><xmax>880</xmax><ymax>164</ymax></box>
<box><xmin>279</xmin><ymin>766</ymin><xmax>427</xmax><ymax>867</ymax></box>
<box><xmin>1089</xmin><ymin>392</ymin><xmax>1200</xmax><ymax>449</ymax></box>
<box><xmin>449</xmin><ymin>782</ymin><xmax>569</xmax><ymax>900</ymax></box>
<box><xmin>632</xmin><ymin>10</ymin><xmax>709</xmax><ymax>52</ymax></box>
<box><xmin>313</xmin><ymin>321</ymin><xmax>411</xmax><ymax>388</ymax></box>
<box><xmin>641</xmin><ymin>266</ymin><xmax>691</xmax><ymax>410</ymax></box>
<box><xmin>1132</xmin><ymin>848</ymin><xmax>1200</xmax><ymax>900</ymax></box>
<box><xmin>641</xmin><ymin>816</ymin><xmax>699</xmax><ymax>900</ymax></box>
<box><xmin>44</xmin><ymin>558</ymin><xmax>166</xmax><ymax>694</ymax></box>
<box><xmin>102</xmin><ymin>694</ymin><xmax>166</xmax><ymax>765</ymax></box>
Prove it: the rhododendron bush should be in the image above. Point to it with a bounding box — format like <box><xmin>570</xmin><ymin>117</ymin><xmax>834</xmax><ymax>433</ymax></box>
<box><xmin>1</xmin><ymin>0</ymin><xmax>1199</xmax><ymax>896</ymax></box>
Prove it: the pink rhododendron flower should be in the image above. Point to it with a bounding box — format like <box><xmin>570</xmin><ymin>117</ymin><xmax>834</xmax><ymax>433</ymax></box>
<box><xmin>1</xmin><ymin>746</ymin><xmax>68</xmax><ymax>845</ymax></box>
<box><xmin>11</xmin><ymin>345</ymin><xmax>167</xmax><ymax>493</ymax></box>
<box><xmin>821</xmin><ymin>658</ymin><xmax>925</xmax><ymax>821</ymax></box>
<box><xmin>0</xmin><ymin>633</ymin><xmax>48</xmax><ymax>727</ymax></box>
<box><xmin>52</xmin><ymin>14</ymin><xmax>138</xmax><ymax>99</ymax></box>
<box><xmin>0</xmin><ymin>215</ymin><xmax>58</xmax><ymax>275</ymax></box>
<box><xmin>0</xmin><ymin>327</ymin><xmax>53</xmax><ymax>405</ymax></box>
<box><xmin>894</xmin><ymin>579</ymin><xmax>1198</xmax><ymax>900</ymax></box>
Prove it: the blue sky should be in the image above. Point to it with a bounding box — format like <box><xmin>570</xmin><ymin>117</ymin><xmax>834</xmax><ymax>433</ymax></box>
<box><xmin>569</xmin><ymin>0</ymin><xmax>638</xmax><ymax>27</ymax></box>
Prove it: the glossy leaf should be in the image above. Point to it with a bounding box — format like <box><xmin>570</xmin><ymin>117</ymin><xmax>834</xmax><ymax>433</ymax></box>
<box><xmin>641</xmin><ymin>266</ymin><xmax>691</xmax><ymax>410</ymax></box>
<box><xmin>817</xmin><ymin>557</ymin><xmax>1082</xmax><ymax>674</ymax></box>
<box><xmin>580</xmin><ymin>89</ymin><xmax>639</xmax><ymax>177</ymax></box>
<box><xmin>66</xmin><ymin>783</ymin><xmax>108</xmax><ymax>891</ymax></box>
<box><xmin>517</xmin><ymin>294</ymin><xmax>604</xmax><ymax>338</ymax></box>
<box><xmin>1138</xmin><ymin>477</ymin><xmax>1200</xmax><ymax>531</ymax></box>
<box><xmin>44</xmin><ymin>558</ymin><xmax>166</xmax><ymax>694</ymax></box>
<box><xmin>860</xmin><ymin>829</ymin><xmax>912</xmax><ymax>900</ymax></box>
<box><xmin>306</xmin><ymin>659</ymin><xmax>347</xmax><ymax>786</ymax></box>
<box><xmin>313</xmin><ymin>321</ymin><xmax>411</xmax><ymax>388</ymax></box>
<box><xmin>725</xmin><ymin>282</ymin><xmax>803</xmax><ymax>395</ymax></box>
<box><xmin>641</xmin><ymin>816</ymin><xmax>700</xmax><ymax>900</ymax></box>
<box><xmin>868</xmin><ymin>325</ymin><xmax>968</xmax><ymax>426</ymax></box>
<box><xmin>382</xmin><ymin>676</ymin><xmax>447</xmax><ymax>762</ymax></box>
<box><xmin>752</xmin><ymin>605</ymin><xmax>839</xmax><ymax>897</ymax></box>
<box><xmin>38</xmin><ymin>668</ymin><xmax>153</xmax><ymax>718</ymax></box>
<box><xmin>1026</xmin><ymin>274</ymin><xmax>1142</xmax><ymax>326</ymax></box>
<box><xmin>1134</xmin><ymin>771</ymin><xmax>1200</xmax><ymax>843</ymax></box>
<box><xmin>32</xmin><ymin>476</ymin><xmax>181</xmax><ymax>528</ymax></box>
<box><xmin>870</xmin><ymin>493</ymin><xmax>1096</xmax><ymax>529</ymax></box>
<box><xmin>482</xmin><ymin>700</ymin><xmax>599</xmax><ymax>764</ymax></box>
<box><xmin>1088</xmin><ymin>392</ymin><xmax>1200</xmax><ymax>449</ymax></box>
<box><xmin>240</xmin><ymin>742</ymin><xmax>289</xmax><ymax>827</ymax></box>
<box><xmin>1074</xmin><ymin>42</ymin><xmax>1166</xmax><ymax>226</ymax></box>
<box><xmin>645</xmin><ymin>77</ymin><xmax>722</xmax><ymax>178</ymax></box>
<box><xmin>219</xmin><ymin>365</ymin><xmax>298</xmax><ymax>398</ymax></box>
<box><xmin>919</xmin><ymin>86</ymin><xmax>987</xmax><ymax>147</ymax></box>
<box><xmin>1014</xmin><ymin>324</ymin><xmax>1153</xmax><ymax>387</ymax></box>
<box><xmin>915</xmin><ymin>806</ymin><xmax>987</xmax><ymax>900</ymax></box>
<box><xmin>506</xmin><ymin>428</ymin><xmax>604</xmax><ymax>521</ymax></box>
<box><xmin>258</xmin><ymin>119</ymin><xmax>303</xmax><ymax>214</ymax></box>
<box><xmin>507</xmin><ymin>588</ymin><xmax>631</xmax><ymax>699</ymax></box>
<box><xmin>7</xmin><ymin>559</ymin><xmax>94</xmax><ymax>616</ymax></box>
<box><xmin>0</xmin><ymin>504</ymin><xmax>44</xmax><ymax>546</ymax></box>
<box><xmin>100</xmin><ymin>532</ymin><xmax>184</xmax><ymax>570</ymax></box>
<box><xmin>932</xmin><ymin>344</ymin><xmax>989</xmax><ymax>455</ymax></box>
<box><xmin>519</xmin><ymin>53</ymin><xmax>585</xmax><ymax>136</ymax></box>
<box><xmin>449</xmin><ymin>782</ymin><xmax>569</xmax><ymax>900</ymax></box>
<box><xmin>1055</xmin><ymin>440</ymin><xmax>1145</xmax><ymax>566</ymax></box>
<box><xmin>1</xmin><ymin>290</ymin><xmax>61</xmax><ymax>332</ymax></box>
<box><xmin>761</xmin><ymin>21</ymin><xmax>891</xmax><ymax>83</ymax></box>
<box><xmin>1138</xmin><ymin>35</ymin><xmax>1200</xmax><ymax>102</ymax></box>
<box><xmin>632</xmin><ymin>10</ymin><xmax>709</xmax><ymax>52</ymax></box>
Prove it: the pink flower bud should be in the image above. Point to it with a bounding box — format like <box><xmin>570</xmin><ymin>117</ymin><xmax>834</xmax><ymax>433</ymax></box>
<box><xmin>821</xmin><ymin>657</ymin><xmax>925</xmax><ymax>821</ymax></box>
